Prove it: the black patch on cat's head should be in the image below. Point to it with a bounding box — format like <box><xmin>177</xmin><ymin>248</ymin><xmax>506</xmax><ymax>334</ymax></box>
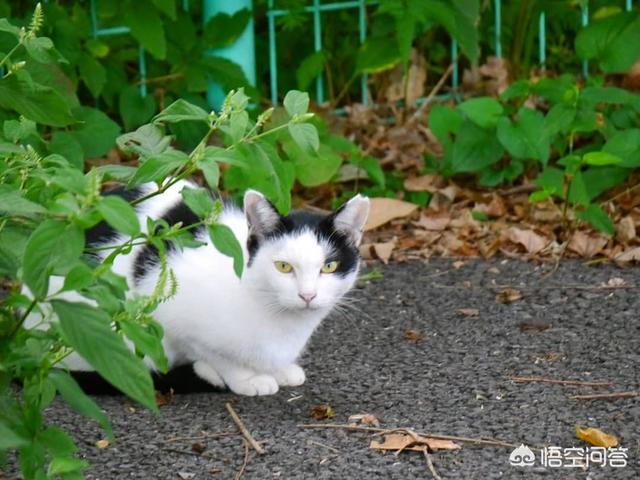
<box><xmin>247</xmin><ymin>208</ymin><xmax>360</xmax><ymax>276</ymax></box>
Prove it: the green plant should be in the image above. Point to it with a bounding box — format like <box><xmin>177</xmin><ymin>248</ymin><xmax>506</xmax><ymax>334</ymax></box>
<box><xmin>428</xmin><ymin>72</ymin><xmax>640</xmax><ymax>234</ymax></box>
<box><xmin>0</xmin><ymin>7</ymin><xmax>321</xmax><ymax>478</ymax></box>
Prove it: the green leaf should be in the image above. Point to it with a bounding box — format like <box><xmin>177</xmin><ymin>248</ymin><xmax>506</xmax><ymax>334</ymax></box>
<box><xmin>296</xmin><ymin>51</ymin><xmax>327</xmax><ymax>91</ymax></box>
<box><xmin>127</xmin><ymin>149</ymin><xmax>189</xmax><ymax>187</ymax></box>
<box><xmin>120</xmin><ymin>320</ymin><xmax>168</xmax><ymax>372</ymax></box>
<box><xmin>153</xmin><ymin>99</ymin><xmax>210</xmax><ymax>125</ymax></box>
<box><xmin>117</xmin><ymin>124</ymin><xmax>172</xmax><ymax>158</ymax></box>
<box><xmin>497</xmin><ymin>107</ymin><xmax>549</xmax><ymax>163</ymax></box>
<box><xmin>96</xmin><ymin>164</ymin><xmax>138</xmax><ymax>183</ymax></box>
<box><xmin>97</xmin><ymin>196</ymin><xmax>140</xmax><ymax>236</ymax></box>
<box><xmin>577</xmin><ymin>204</ymin><xmax>615</xmax><ymax>235</ymax></box>
<box><xmin>0</xmin><ymin>184</ymin><xmax>46</xmax><ymax>216</ymax></box>
<box><xmin>49</xmin><ymin>132</ymin><xmax>84</xmax><ymax>170</ymax></box>
<box><xmin>51</xmin><ymin>300</ymin><xmax>157</xmax><ymax>411</ymax></box>
<box><xmin>361</xmin><ymin>156</ymin><xmax>385</xmax><ymax>188</ymax></box>
<box><xmin>603</xmin><ymin>129</ymin><xmax>640</xmax><ymax>167</ymax></box>
<box><xmin>283</xmin><ymin>90</ymin><xmax>310</xmax><ymax>117</ymax></box>
<box><xmin>450</xmin><ymin>120</ymin><xmax>504</xmax><ymax>173</ymax></box>
<box><xmin>78</xmin><ymin>52</ymin><xmax>106</xmax><ymax>98</ymax></box>
<box><xmin>23</xmin><ymin>220</ymin><xmax>84</xmax><ymax>299</ymax></box>
<box><xmin>62</xmin><ymin>263</ymin><xmax>94</xmax><ymax>292</ymax></box>
<box><xmin>3</xmin><ymin>118</ymin><xmax>37</xmax><ymax>142</ymax></box>
<box><xmin>535</xmin><ymin>167</ymin><xmax>565</xmax><ymax>195</ymax></box>
<box><xmin>575</xmin><ymin>9</ymin><xmax>640</xmax><ymax>73</ymax></box>
<box><xmin>0</xmin><ymin>422</ymin><xmax>29</xmax><ymax>450</ymax></box>
<box><xmin>204</xmin><ymin>8</ymin><xmax>251</xmax><ymax>48</ymax></box>
<box><xmin>124</xmin><ymin>0</ymin><xmax>166</xmax><ymax>59</ymax></box>
<box><xmin>288</xmin><ymin>123</ymin><xmax>319</xmax><ymax>154</ymax></box>
<box><xmin>583</xmin><ymin>151</ymin><xmax>622</xmax><ymax>166</ymax></box>
<box><xmin>429</xmin><ymin>105</ymin><xmax>463</xmax><ymax>142</ymax></box>
<box><xmin>38</xmin><ymin>427</ymin><xmax>76</xmax><ymax>457</ymax></box>
<box><xmin>355</xmin><ymin>36</ymin><xmax>401</xmax><ymax>74</ymax></box>
<box><xmin>0</xmin><ymin>74</ymin><xmax>75</xmax><ymax>127</ymax></box>
<box><xmin>423</xmin><ymin>0</ymin><xmax>479</xmax><ymax>64</ymax></box>
<box><xmin>581</xmin><ymin>86</ymin><xmax>637</xmax><ymax>105</ymax></box>
<box><xmin>24</xmin><ymin>36</ymin><xmax>65</xmax><ymax>64</ymax></box>
<box><xmin>152</xmin><ymin>0</ymin><xmax>177</xmax><ymax>20</ymax></box>
<box><xmin>48</xmin><ymin>369</ymin><xmax>112</xmax><ymax>438</ymax></box>
<box><xmin>119</xmin><ymin>85</ymin><xmax>156</xmax><ymax>131</ymax></box>
<box><xmin>528</xmin><ymin>190</ymin><xmax>553</xmax><ymax>203</ymax></box>
<box><xmin>544</xmin><ymin>103</ymin><xmax>576</xmax><ymax>137</ymax></box>
<box><xmin>197</xmin><ymin>156</ymin><xmax>220</xmax><ymax>190</ymax></box>
<box><xmin>47</xmin><ymin>456</ymin><xmax>89</xmax><ymax>476</ymax></box>
<box><xmin>0</xmin><ymin>18</ymin><xmax>21</xmax><ymax>37</ymax></box>
<box><xmin>69</xmin><ymin>107</ymin><xmax>121</xmax><ymax>158</ymax></box>
<box><xmin>227</xmin><ymin>110</ymin><xmax>249</xmax><ymax>143</ymax></box>
<box><xmin>568</xmin><ymin>171</ymin><xmax>590</xmax><ymax>206</ymax></box>
<box><xmin>181</xmin><ymin>186</ymin><xmax>214</xmax><ymax>217</ymax></box>
<box><xmin>457</xmin><ymin>97</ymin><xmax>503</xmax><ymax>128</ymax></box>
<box><xmin>208</xmin><ymin>224</ymin><xmax>244</xmax><ymax>278</ymax></box>
<box><xmin>500</xmin><ymin>80</ymin><xmax>531</xmax><ymax>101</ymax></box>
<box><xmin>583</xmin><ymin>166</ymin><xmax>629</xmax><ymax>200</ymax></box>
<box><xmin>283</xmin><ymin>140</ymin><xmax>342</xmax><ymax>187</ymax></box>
<box><xmin>201</xmin><ymin>57</ymin><xmax>252</xmax><ymax>93</ymax></box>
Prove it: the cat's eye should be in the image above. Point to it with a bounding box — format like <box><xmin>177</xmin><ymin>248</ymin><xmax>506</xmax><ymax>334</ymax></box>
<box><xmin>274</xmin><ymin>261</ymin><xmax>293</xmax><ymax>273</ymax></box>
<box><xmin>321</xmin><ymin>261</ymin><xmax>339</xmax><ymax>273</ymax></box>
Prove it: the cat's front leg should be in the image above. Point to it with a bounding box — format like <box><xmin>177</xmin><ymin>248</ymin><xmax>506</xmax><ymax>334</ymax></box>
<box><xmin>272</xmin><ymin>364</ymin><xmax>306</xmax><ymax>387</ymax></box>
<box><xmin>200</xmin><ymin>357</ymin><xmax>279</xmax><ymax>396</ymax></box>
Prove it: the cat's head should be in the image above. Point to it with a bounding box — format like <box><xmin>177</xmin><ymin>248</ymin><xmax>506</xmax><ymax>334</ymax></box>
<box><xmin>243</xmin><ymin>191</ymin><xmax>370</xmax><ymax>313</ymax></box>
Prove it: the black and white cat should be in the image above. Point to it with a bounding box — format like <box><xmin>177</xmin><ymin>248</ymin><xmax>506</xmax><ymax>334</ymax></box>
<box><xmin>31</xmin><ymin>181</ymin><xmax>370</xmax><ymax>396</ymax></box>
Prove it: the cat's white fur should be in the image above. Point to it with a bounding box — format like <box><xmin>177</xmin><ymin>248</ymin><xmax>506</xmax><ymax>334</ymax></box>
<box><xmin>26</xmin><ymin>180</ymin><xmax>369</xmax><ymax>396</ymax></box>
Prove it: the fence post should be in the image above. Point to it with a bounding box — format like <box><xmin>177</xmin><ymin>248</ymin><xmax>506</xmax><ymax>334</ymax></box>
<box><xmin>203</xmin><ymin>0</ymin><xmax>257</xmax><ymax>110</ymax></box>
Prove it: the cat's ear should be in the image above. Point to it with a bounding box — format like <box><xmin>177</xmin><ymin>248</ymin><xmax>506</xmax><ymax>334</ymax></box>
<box><xmin>244</xmin><ymin>190</ymin><xmax>280</xmax><ymax>237</ymax></box>
<box><xmin>332</xmin><ymin>194</ymin><xmax>370</xmax><ymax>246</ymax></box>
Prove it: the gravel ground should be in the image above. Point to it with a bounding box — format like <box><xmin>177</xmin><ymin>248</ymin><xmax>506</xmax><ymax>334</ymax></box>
<box><xmin>6</xmin><ymin>258</ymin><xmax>640</xmax><ymax>479</ymax></box>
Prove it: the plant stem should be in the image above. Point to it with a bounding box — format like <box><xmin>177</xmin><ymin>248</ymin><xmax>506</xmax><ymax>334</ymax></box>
<box><xmin>9</xmin><ymin>297</ymin><xmax>38</xmax><ymax>338</ymax></box>
<box><xmin>0</xmin><ymin>42</ymin><xmax>22</xmax><ymax>70</ymax></box>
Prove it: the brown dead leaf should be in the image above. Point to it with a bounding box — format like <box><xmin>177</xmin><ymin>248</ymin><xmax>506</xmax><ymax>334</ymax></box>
<box><xmin>474</xmin><ymin>195</ymin><xmax>507</xmax><ymax>218</ymax></box>
<box><xmin>403</xmin><ymin>174</ymin><xmax>443</xmax><ymax>192</ymax></box>
<box><xmin>604</xmin><ymin>277</ymin><xmax>625</xmax><ymax>288</ymax></box>
<box><xmin>370</xmin><ymin>433</ymin><xmax>460</xmax><ymax>452</ymax></box>
<box><xmin>348</xmin><ymin>413</ymin><xmax>381</xmax><ymax>427</ymax></box>
<box><xmin>310</xmin><ymin>404</ymin><xmax>336</xmax><ymax>420</ymax></box>
<box><xmin>372</xmin><ymin>241</ymin><xmax>395</xmax><ymax>264</ymax></box>
<box><xmin>191</xmin><ymin>442</ymin><xmax>205</xmax><ymax>454</ymax></box>
<box><xmin>403</xmin><ymin>329</ymin><xmax>424</xmax><ymax>343</ymax></box>
<box><xmin>365</xmin><ymin>198</ymin><xmax>418</xmax><ymax>231</ymax></box>
<box><xmin>575</xmin><ymin>426</ymin><xmax>619</xmax><ymax>448</ymax></box>
<box><xmin>503</xmin><ymin>227</ymin><xmax>549</xmax><ymax>254</ymax></box>
<box><xmin>496</xmin><ymin>288</ymin><xmax>523</xmax><ymax>304</ymax></box>
<box><xmin>452</xmin><ymin>260</ymin><xmax>465</xmax><ymax>269</ymax></box>
<box><xmin>616</xmin><ymin>216</ymin><xmax>636</xmax><ymax>243</ymax></box>
<box><xmin>155</xmin><ymin>389</ymin><xmax>174</xmax><ymax>407</ymax></box>
<box><xmin>413</xmin><ymin>212</ymin><xmax>451</xmax><ymax>231</ymax></box>
<box><xmin>95</xmin><ymin>439</ymin><xmax>110</xmax><ymax>449</ymax></box>
<box><xmin>456</xmin><ymin>308</ymin><xmax>479</xmax><ymax>317</ymax></box>
<box><xmin>486</xmin><ymin>267</ymin><xmax>500</xmax><ymax>274</ymax></box>
<box><xmin>384</xmin><ymin>49</ymin><xmax>427</xmax><ymax>105</ymax></box>
<box><xmin>616</xmin><ymin>246</ymin><xmax>640</xmax><ymax>262</ymax></box>
<box><xmin>568</xmin><ymin>231</ymin><xmax>608</xmax><ymax>258</ymax></box>
<box><xmin>520</xmin><ymin>322</ymin><xmax>551</xmax><ymax>332</ymax></box>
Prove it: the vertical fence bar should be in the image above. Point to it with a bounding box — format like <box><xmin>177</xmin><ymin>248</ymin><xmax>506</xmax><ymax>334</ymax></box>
<box><xmin>626</xmin><ymin>0</ymin><xmax>632</xmax><ymax>10</ymax></box>
<box><xmin>89</xmin><ymin>0</ymin><xmax>98</xmax><ymax>38</ymax></box>
<box><xmin>268</xmin><ymin>1</ymin><xmax>278</xmax><ymax>105</ymax></box>
<box><xmin>581</xmin><ymin>4</ymin><xmax>589</xmax><ymax>78</ymax></box>
<box><xmin>312</xmin><ymin>0</ymin><xmax>324</xmax><ymax>104</ymax></box>
<box><xmin>539</xmin><ymin>12</ymin><xmax>546</xmax><ymax>70</ymax></box>
<box><xmin>451</xmin><ymin>40</ymin><xmax>459</xmax><ymax>94</ymax></box>
<box><xmin>358</xmin><ymin>0</ymin><xmax>368</xmax><ymax>105</ymax></box>
<box><xmin>138</xmin><ymin>46</ymin><xmax>147</xmax><ymax>97</ymax></box>
<box><xmin>494</xmin><ymin>0</ymin><xmax>502</xmax><ymax>58</ymax></box>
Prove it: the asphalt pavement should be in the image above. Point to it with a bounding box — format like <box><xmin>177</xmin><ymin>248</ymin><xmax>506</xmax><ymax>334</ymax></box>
<box><xmin>9</xmin><ymin>258</ymin><xmax>640</xmax><ymax>479</ymax></box>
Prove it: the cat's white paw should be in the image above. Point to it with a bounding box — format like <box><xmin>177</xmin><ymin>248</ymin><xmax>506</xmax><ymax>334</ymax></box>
<box><xmin>273</xmin><ymin>364</ymin><xmax>306</xmax><ymax>387</ymax></box>
<box><xmin>228</xmin><ymin>374</ymin><xmax>279</xmax><ymax>396</ymax></box>
<box><xmin>193</xmin><ymin>361</ymin><xmax>225</xmax><ymax>388</ymax></box>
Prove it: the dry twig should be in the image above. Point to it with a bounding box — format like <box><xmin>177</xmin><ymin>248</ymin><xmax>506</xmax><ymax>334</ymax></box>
<box><xmin>410</xmin><ymin>60</ymin><xmax>457</xmax><ymax>124</ymax></box>
<box><xmin>235</xmin><ymin>439</ymin><xmax>250</xmax><ymax>480</ymax></box>
<box><xmin>570</xmin><ymin>391</ymin><xmax>639</xmax><ymax>400</ymax></box>
<box><xmin>424</xmin><ymin>450</ymin><xmax>443</xmax><ymax>480</ymax></box>
<box><xmin>226</xmin><ymin>402</ymin><xmax>266</xmax><ymax>455</ymax></box>
<box><xmin>509</xmin><ymin>376</ymin><xmax>612</xmax><ymax>387</ymax></box>
<box><xmin>165</xmin><ymin>432</ymin><xmax>237</xmax><ymax>443</ymax></box>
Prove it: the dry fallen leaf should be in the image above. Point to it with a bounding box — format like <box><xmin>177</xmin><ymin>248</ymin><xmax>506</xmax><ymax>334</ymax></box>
<box><xmin>575</xmin><ymin>426</ymin><xmax>619</xmax><ymax>448</ymax></box>
<box><xmin>616</xmin><ymin>246</ymin><xmax>640</xmax><ymax>262</ymax></box>
<box><xmin>452</xmin><ymin>260</ymin><xmax>465</xmax><ymax>269</ymax></box>
<box><xmin>365</xmin><ymin>198</ymin><xmax>418</xmax><ymax>231</ymax></box>
<box><xmin>568</xmin><ymin>231</ymin><xmax>608</xmax><ymax>258</ymax></box>
<box><xmin>403</xmin><ymin>174</ymin><xmax>443</xmax><ymax>192</ymax></box>
<box><xmin>348</xmin><ymin>413</ymin><xmax>381</xmax><ymax>427</ymax></box>
<box><xmin>403</xmin><ymin>329</ymin><xmax>424</xmax><ymax>343</ymax></box>
<box><xmin>413</xmin><ymin>212</ymin><xmax>451</xmax><ymax>231</ymax></box>
<box><xmin>372</xmin><ymin>241</ymin><xmax>396</xmax><ymax>264</ymax></box>
<box><xmin>155</xmin><ymin>389</ymin><xmax>174</xmax><ymax>408</ymax></box>
<box><xmin>95</xmin><ymin>439</ymin><xmax>110</xmax><ymax>449</ymax></box>
<box><xmin>616</xmin><ymin>216</ymin><xmax>636</xmax><ymax>242</ymax></box>
<box><xmin>496</xmin><ymin>288</ymin><xmax>523</xmax><ymax>304</ymax></box>
<box><xmin>191</xmin><ymin>442</ymin><xmax>205</xmax><ymax>454</ymax></box>
<box><xmin>503</xmin><ymin>227</ymin><xmax>549</xmax><ymax>254</ymax></box>
<box><xmin>520</xmin><ymin>322</ymin><xmax>551</xmax><ymax>332</ymax></box>
<box><xmin>487</xmin><ymin>267</ymin><xmax>500</xmax><ymax>274</ymax></box>
<box><xmin>604</xmin><ymin>277</ymin><xmax>626</xmax><ymax>288</ymax></box>
<box><xmin>310</xmin><ymin>404</ymin><xmax>335</xmax><ymax>420</ymax></box>
<box><xmin>370</xmin><ymin>433</ymin><xmax>460</xmax><ymax>452</ymax></box>
<box><xmin>456</xmin><ymin>308</ymin><xmax>479</xmax><ymax>317</ymax></box>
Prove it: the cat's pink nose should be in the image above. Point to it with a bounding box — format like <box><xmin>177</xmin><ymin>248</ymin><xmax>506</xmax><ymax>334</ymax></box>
<box><xmin>298</xmin><ymin>293</ymin><xmax>317</xmax><ymax>305</ymax></box>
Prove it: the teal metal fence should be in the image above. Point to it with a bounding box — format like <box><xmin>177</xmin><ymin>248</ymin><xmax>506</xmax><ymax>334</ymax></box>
<box><xmin>85</xmin><ymin>1</ymin><xmax>636</xmax><ymax>107</ymax></box>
